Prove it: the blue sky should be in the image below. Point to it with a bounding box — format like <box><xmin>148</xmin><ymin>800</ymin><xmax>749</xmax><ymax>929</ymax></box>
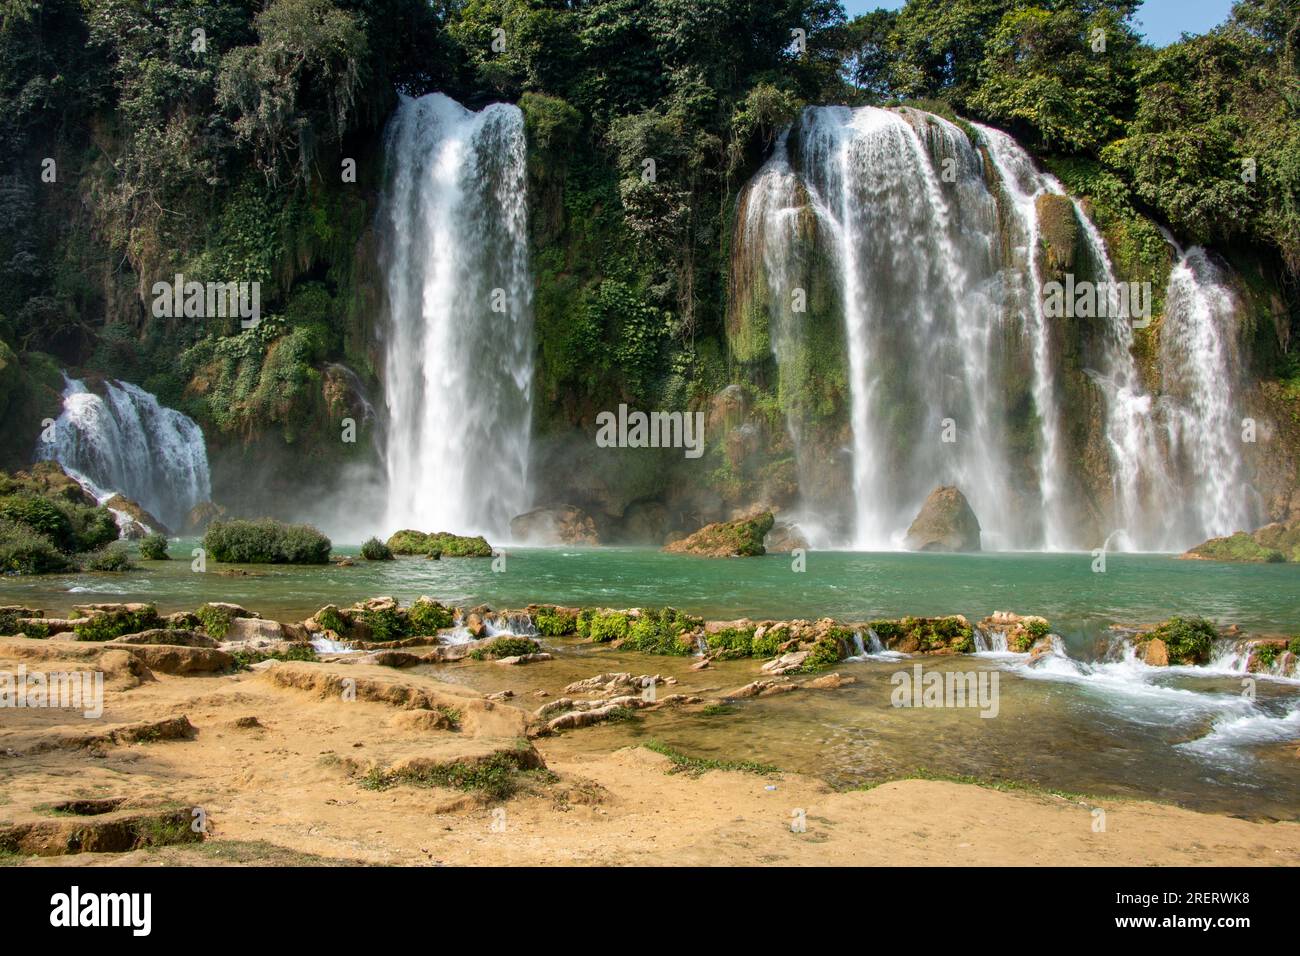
<box><xmin>838</xmin><ymin>0</ymin><xmax>1239</xmax><ymax>47</ymax></box>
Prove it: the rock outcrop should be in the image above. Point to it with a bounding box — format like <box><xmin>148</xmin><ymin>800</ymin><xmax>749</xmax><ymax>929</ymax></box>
<box><xmin>904</xmin><ymin>486</ymin><xmax>981</xmax><ymax>552</ymax></box>
<box><xmin>663</xmin><ymin>511</ymin><xmax>774</xmax><ymax>557</ymax></box>
<box><xmin>510</xmin><ymin>505</ymin><xmax>600</xmax><ymax>545</ymax></box>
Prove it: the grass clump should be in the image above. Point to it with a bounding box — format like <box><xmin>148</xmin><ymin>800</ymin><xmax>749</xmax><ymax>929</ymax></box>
<box><xmin>534</xmin><ymin>606</ymin><xmax>577</xmax><ymax>636</ymax></box>
<box><xmin>588</xmin><ymin>610</ymin><xmax>632</xmax><ymax>643</ymax></box>
<box><xmin>800</xmin><ymin>630</ymin><xmax>848</xmax><ymax>672</ymax></box>
<box><xmin>72</xmin><ymin>604</ymin><xmax>161</xmax><ymax>641</ymax></box>
<box><xmin>359</xmin><ymin>749</ymin><xmax>535</xmax><ymax>800</ymax></box>
<box><xmin>195</xmin><ymin>603</ymin><xmax>234</xmax><ymax>640</ymax></box>
<box><xmin>622</xmin><ymin>607</ymin><xmax>700</xmax><ymax>655</ymax></box>
<box><xmin>0</xmin><ymin>518</ymin><xmax>70</xmax><ymax>574</ymax></box>
<box><xmin>643</xmin><ymin>741</ymin><xmax>778</xmax><ymax>777</ymax></box>
<box><xmin>139</xmin><ymin>533</ymin><xmax>169</xmax><ymax>560</ymax></box>
<box><xmin>355</xmin><ymin>606</ymin><xmax>407</xmax><ymax>642</ymax></box>
<box><xmin>1144</xmin><ymin>616</ymin><xmax>1217</xmax><ymax>665</ymax></box>
<box><xmin>407</xmin><ymin>598</ymin><xmax>453</xmax><ymax>634</ymax></box>
<box><xmin>230</xmin><ymin>645</ymin><xmax>318</xmax><ymax>670</ymax></box>
<box><xmin>203</xmin><ymin>518</ymin><xmax>331</xmax><ymax>564</ymax></box>
<box><xmin>360</xmin><ymin>537</ymin><xmax>393</xmax><ymax>561</ymax></box>
<box><xmin>470</xmin><ymin>636</ymin><xmax>539</xmax><ymax>660</ymax></box>
<box><xmin>82</xmin><ymin>543</ymin><xmax>133</xmax><ymax>571</ymax></box>
<box><xmin>705</xmin><ymin>625</ymin><xmax>757</xmax><ymax>659</ymax></box>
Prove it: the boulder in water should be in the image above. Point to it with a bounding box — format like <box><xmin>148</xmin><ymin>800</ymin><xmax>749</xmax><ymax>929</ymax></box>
<box><xmin>663</xmin><ymin>512</ymin><xmax>774</xmax><ymax>557</ymax></box>
<box><xmin>510</xmin><ymin>505</ymin><xmax>599</xmax><ymax>545</ymax></box>
<box><xmin>104</xmin><ymin>494</ymin><xmax>169</xmax><ymax>538</ymax></box>
<box><xmin>185</xmin><ymin>501</ymin><xmax>226</xmax><ymax>535</ymax></box>
<box><xmin>904</xmin><ymin>486</ymin><xmax>981</xmax><ymax>552</ymax></box>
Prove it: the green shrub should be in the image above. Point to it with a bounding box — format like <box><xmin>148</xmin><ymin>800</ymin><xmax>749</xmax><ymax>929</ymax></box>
<box><xmin>0</xmin><ymin>519</ymin><xmax>70</xmax><ymax>574</ymax></box>
<box><xmin>196</xmin><ymin>603</ymin><xmax>234</xmax><ymax>640</ymax></box>
<box><xmin>469</xmin><ymin>636</ymin><xmax>539</xmax><ymax>660</ymax></box>
<box><xmin>588</xmin><ymin>610</ymin><xmax>631</xmax><ymax>643</ymax></box>
<box><xmin>534</xmin><ymin>607</ymin><xmax>577</xmax><ymax>636</ymax></box>
<box><xmin>575</xmin><ymin>608</ymin><xmax>596</xmax><ymax>638</ymax></box>
<box><xmin>360</xmin><ymin>537</ymin><xmax>393</xmax><ymax>560</ymax></box>
<box><xmin>408</xmin><ymin>599</ymin><xmax>453</xmax><ymax>634</ymax></box>
<box><xmin>800</xmin><ymin>632</ymin><xmax>845</xmax><ymax>672</ymax></box>
<box><xmin>751</xmin><ymin>627</ymin><xmax>782</xmax><ymax>658</ymax></box>
<box><xmin>706</xmin><ymin>626</ymin><xmax>756</xmax><ymax>659</ymax></box>
<box><xmin>1025</xmin><ymin>618</ymin><xmax>1051</xmax><ymax>640</ymax></box>
<box><xmin>355</xmin><ymin>606</ymin><xmax>407</xmax><ymax>642</ymax></box>
<box><xmin>64</xmin><ymin>503</ymin><xmax>120</xmax><ymax>552</ymax></box>
<box><xmin>622</xmin><ymin>608</ymin><xmax>697</xmax><ymax>656</ymax></box>
<box><xmin>0</xmin><ymin>494</ymin><xmax>73</xmax><ymax>550</ymax></box>
<box><xmin>139</xmin><ymin>533</ymin><xmax>169</xmax><ymax>560</ymax></box>
<box><xmin>1253</xmin><ymin>643</ymin><xmax>1280</xmax><ymax>669</ymax></box>
<box><xmin>315</xmin><ymin>606</ymin><xmax>348</xmax><ymax>633</ymax></box>
<box><xmin>73</xmin><ymin>605</ymin><xmax>160</xmax><ymax>641</ymax></box>
<box><xmin>1146</xmin><ymin>616</ymin><xmax>1217</xmax><ymax>665</ymax></box>
<box><xmin>1289</xmin><ymin>636</ymin><xmax>1300</xmax><ymax>656</ymax></box>
<box><xmin>82</xmin><ymin>544</ymin><xmax>133</xmax><ymax>572</ymax></box>
<box><xmin>203</xmin><ymin>518</ymin><xmax>331</xmax><ymax>564</ymax></box>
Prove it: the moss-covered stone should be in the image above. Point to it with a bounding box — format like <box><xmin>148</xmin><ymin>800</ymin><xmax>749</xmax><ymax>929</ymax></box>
<box><xmin>870</xmin><ymin>616</ymin><xmax>976</xmax><ymax>655</ymax></box>
<box><xmin>662</xmin><ymin>512</ymin><xmax>774</xmax><ymax>557</ymax></box>
<box><xmin>1137</xmin><ymin>616</ymin><xmax>1217</xmax><ymax>666</ymax></box>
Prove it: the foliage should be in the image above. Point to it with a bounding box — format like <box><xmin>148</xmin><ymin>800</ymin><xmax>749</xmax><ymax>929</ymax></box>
<box><xmin>139</xmin><ymin>533</ymin><xmax>169</xmax><ymax>560</ymax></box>
<box><xmin>533</xmin><ymin>606</ymin><xmax>577</xmax><ymax>636</ymax></box>
<box><xmin>469</xmin><ymin>636</ymin><xmax>539</xmax><ymax>659</ymax></box>
<box><xmin>1145</xmin><ymin>616</ymin><xmax>1217</xmax><ymax>665</ymax></box>
<box><xmin>407</xmin><ymin>598</ymin><xmax>453</xmax><ymax>634</ymax></box>
<box><xmin>203</xmin><ymin>518</ymin><xmax>332</xmax><ymax>564</ymax></box>
<box><xmin>643</xmin><ymin>740</ymin><xmax>778</xmax><ymax>776</ymax></box>
<box><xmin>622</xmin><ymin>607</ymin><xmax>700</xmax><ymax>655</ymax></box>
<box><xmin>0</xmin><ymin>518</ymin><xmax>69</xmax><ymax>573</ymax></box>
<box><xmin>355</xmin><ymin>606</ymin><xmax>406</xmax><ymax>642</ymax></box>
<box><xmin>82</xmin><ymin>543</ymin><xmax>133</xmax><ymax>571</ymax></box>
<box><xmin>359</xmin><ymin>536</ymin><xmax>392</xmax><ymax>560</ymax></box>
<box><xmin>196</xmin><ymin>603</ymin><xmax>235</xmax><ymax>640</ymax></box>
<box><xmin>424</xmin><ymin>532</ymin><xmax>493</xmax><ymax>558</ymax></box>
<box><xmin>587</xmin><ymin>610</ymin><xmax>632</xmax><ymax>643</ymax></box>
<box><xmin>72</xmin><ymin>604</ymin><xmax>161</xmax><ymax>641</ymax></box>
<box><xmin>230</xmin><ymin>644</ymin><xmax>318</xmax><ymax>669</ymax></box>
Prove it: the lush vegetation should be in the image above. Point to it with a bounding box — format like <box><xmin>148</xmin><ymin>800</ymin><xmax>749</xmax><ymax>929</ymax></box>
<box><xmin>0</xmin><ymin>0</ymin><xmax>1295</xmax><ymax>516</ymax></box>
<box><xmin>0</xmin><ymin>466</ymin><xmax>120</xmax><ymax>573</ymax></box>
<box><xmin>359</xmin><ymin>536</ymin><xmax>393</xmax><ymax>560</ymax></box>
<box><xmin>1143</xmin><ymin>615</ymin><xmax>1218</xmax><ymax>665</ymax></box>
<box><xmin>203</xmin><ymin>518</ymin><xmax>332</xmax><ymax>564</ymax></box>
<box><xmin>72</xmin><ymin>604</ymin><xmax>162</xmax><ymax>642</ymax></box>
<box><xmin>139</xmin><ymin>533</ymin><xmax>169</xmax><ymax>560</ymax></box>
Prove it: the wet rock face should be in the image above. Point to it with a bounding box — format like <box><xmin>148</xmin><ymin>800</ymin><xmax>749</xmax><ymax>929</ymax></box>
<box><xmin>904</xmin><ymin>486</ymin><xmax>981</xmax><ymax>552</ymax></box>
<box><xmin>510</xmin><ymin>504</ymin><xmax>600</xmax><ymax>545</ymax></box>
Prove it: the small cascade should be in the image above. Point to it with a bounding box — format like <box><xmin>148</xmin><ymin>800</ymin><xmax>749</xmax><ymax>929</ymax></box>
<box><xmin>36</xmin><ymin>375</ymin><xmax>211</xmax><ymax>530</ymax></box>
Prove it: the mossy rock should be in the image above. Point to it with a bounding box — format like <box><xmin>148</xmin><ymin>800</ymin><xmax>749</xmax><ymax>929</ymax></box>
<box><xmin>1137</xmin><ymin>616</ymin><xmax>1217</xmax><ymax>666</ymax></box>
<box><xmin>871</xmin><ymin>615</ymin><xmax>975</xmax><ymax>655</ymax></box>
<box><xmin>385</xmin><ymin>530</ymin><xmax>429</xmax><ymax>555</ymax></box>
<box><xmin>662</xmin><ymin>512</ymin><xmax>774</xmax><ymax>557</ymax></box>
<box><xmin>1183</xmin><ymin>527</ymin><xmax>1291</xmax><ymax>563</ymax></box>
<box><xmin>1035</xmin><ymin>193</ymin><xmax>1079</xmax><ymax>273</ymax></box>
<box><xmin>425</xmin><ymin>532</ymin><xmax>493</xmax><ymax>558</ymax></box>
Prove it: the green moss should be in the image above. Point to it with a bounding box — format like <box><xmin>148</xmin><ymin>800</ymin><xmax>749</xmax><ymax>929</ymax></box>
<box><xmin>869</xmin><ymin>616</ymin><xmax>974</xmax><ymax>653</ymax></box>
<box><xmin>230</xmin><ymin>645</ymin><xmax>318</xmax><ymax>669</ymax></box>
<box><xmin>73</xmin><ymin>605</ymin><xmax>161</xmax><ymax>642</ymax></box>
<box><xmin>1186</xmin><ymin>531</ymin><xmax>1287</xmax><ymax>563</ymax></box>
<box><xmin>643</xmin><ymin>741</ymin><xmax>778</xmax><ymax>777</ymax></box>
<box><xmin>469</xmin><ymin>636</ymin><xmax>539</xmax><ymax>660</ymax></box>
<box><xmin>384</xmin><ymin>529</ymin><xmax>428</xmax><ymax>555</ymax></box>
<box><xmin>705</xmin><ymin>625</ymin><xmax>757</xmax><ymax>659</ymax></box>
<box><xmin>800</xmin><ymin>630</ymin><xmax>847</xmax><ymax>672</ymax></box>
<box><xmin>355</xmin><ymin>606</ymin><xmax>407</xmax><ymax>643</ymax></box>
<box><xmin>315</xmin><ymin>606</ymin><xmax>348</xmax><ymax>634</ymax></box>
<box><xmin>424</xmin><ymin>532</ymin><xmax>493</xmax><ymax>558</ymax></box>
<box><xmin>575</xmin><ymin>607</ymin><xmax>596</xmax><ymax>639</ymax></box>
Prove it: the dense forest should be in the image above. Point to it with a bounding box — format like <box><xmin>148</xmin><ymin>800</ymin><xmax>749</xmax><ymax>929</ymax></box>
<box><xmin>0</xmin><ymin>0</ymin><xmax>1297</xmax><ymax>535</ymax></box>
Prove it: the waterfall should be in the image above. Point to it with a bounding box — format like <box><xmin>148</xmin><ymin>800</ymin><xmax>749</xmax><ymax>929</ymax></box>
<box><xmin>740</xmin><ymin>107</ymin><xmax>1040</xmax><ymax>548</ymax></box>
<box><xmin>36</xmin><ymin>375</ymin><xmax>211</xmax><ymax>529</ymax></box>
<box><xmin>378</xmin><ymin>92</ymin><xmax>533</xmax><ymax>539</ymax></box>
<box><xmin>737</xmin><ymin>105</ymin><xmax>1252</xmax><ymax>552</ymax></box>
<box><xmin>1156</xmin><ymin>246</ymin><xmax>1257</xmax><ymax>543</ymax></box>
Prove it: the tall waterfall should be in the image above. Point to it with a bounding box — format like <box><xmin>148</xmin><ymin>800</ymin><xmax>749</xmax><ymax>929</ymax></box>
<box><xmin>1157</xmin><ymin>245</ymin><xmax>1257</xmax><ymax>542</ymax></box>
<box><xmin>37</xmin><ymin>375</ymin><xmax>211</xmax><ymax>529</ymax></box>
<box><xmin>378</xmin><ymin>93</ymin><xmax>534</xmax><ymax>538</ymax></box>
<box><xmin>736</xmin><ymin>106</ymin><xmax>1251</xmax><ymax>552</ymax></box>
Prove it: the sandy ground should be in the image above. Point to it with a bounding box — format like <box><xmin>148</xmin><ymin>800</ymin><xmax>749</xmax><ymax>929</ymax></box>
<box><xmin>2</xmin><ymin>636</ymin><xmax>1298</xmax><ymax>867</ymax></box>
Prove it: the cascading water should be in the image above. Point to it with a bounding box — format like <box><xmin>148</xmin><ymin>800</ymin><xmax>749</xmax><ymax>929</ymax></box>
<box><xmin>741</xmin><ymin>107</ymin><xmax>1049</xmax><ymax>549</ymax></box>
<box><xmin>1156</xmin><ymin>245</ymin><xmax>1257</xmax><ymax>543</ymax></box>
<box><xmin>378</xmin><ymin>92</ymin><xmax>533</xmax><ymax>538</ymax></box>
<box><xmin>36</xmin><ymin>375</ymin><xmax>211</xmax><ymax>529</ymax></box>
<box><xmin>739</xmin><ymin>106</ymin><xmax>1254</xmax><ymax>552</ymax></box>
